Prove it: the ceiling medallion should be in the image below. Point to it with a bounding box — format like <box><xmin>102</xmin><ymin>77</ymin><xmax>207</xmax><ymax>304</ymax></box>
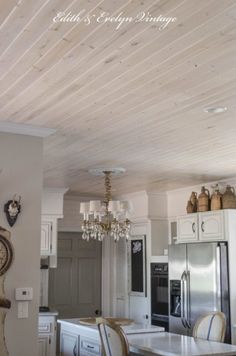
<box><xmin>80</xmin><ymin>168</ymin><xmax>132</xmax><ymax>242</ymax></box>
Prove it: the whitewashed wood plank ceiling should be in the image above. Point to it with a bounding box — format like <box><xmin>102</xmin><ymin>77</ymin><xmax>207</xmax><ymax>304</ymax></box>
<box><xmin>0</xmin><ymin>0</ymin><xmax>236</xmax><ymax>195</ymax></box>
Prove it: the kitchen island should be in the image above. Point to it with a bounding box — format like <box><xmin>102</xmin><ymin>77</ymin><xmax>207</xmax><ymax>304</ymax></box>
<box><xmin>58</xmin><ymin>319</ymin><xmax>164</xmax><ymax>355</ymax></box>
<box><xmin>58</xmin><ymin>319</ymin><xmax>236</xmax><ymax>355</ymax></box>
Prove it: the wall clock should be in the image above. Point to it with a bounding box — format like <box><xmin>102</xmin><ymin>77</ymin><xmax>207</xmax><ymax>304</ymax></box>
<box><xmin>0</xmin><ymin>234</ymin><xmax>13</xmax><ymax>276</ymax></box>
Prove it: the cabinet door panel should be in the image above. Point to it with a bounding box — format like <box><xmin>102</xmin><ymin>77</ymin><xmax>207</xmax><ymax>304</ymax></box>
<box><xmin>177</xmin><ymin>215</ymin><xmax>198</xmax><ymax>243</ymax></box>
<box><xmin>41</xmin><ymin>221</ymin><xmax>53</xmax><ymax>255</ymax></box>
<box><xmin>60</xmin><ymin>331</ymin><xmax>79</xmax><ymax>356</ymax></box>
<box><xmin>38</xmin><ymin>335</ymin><xmax>49</xmax><ymax>356</ymax></box>
<box><xmin>199</xmin><ymin>211</ymin><xmax>224</xmax><ymax>241</ymax></box>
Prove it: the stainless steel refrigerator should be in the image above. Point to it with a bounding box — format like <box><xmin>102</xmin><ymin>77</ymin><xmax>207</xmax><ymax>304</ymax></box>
<box><xmin>168</xmin><ymin>242</ymin><xmax>231</xmax><ymax>343</ymax></box>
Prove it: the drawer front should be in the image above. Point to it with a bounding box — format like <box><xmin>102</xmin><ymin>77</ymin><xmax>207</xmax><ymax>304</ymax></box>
<box><xmin>38</xmin><ymin>322</ymin><xmax>52</xmax><ymax>333</ymax></box>
<box><xmin>80</xmin><ymin>338</ymin><xmax>101</xmax><ymax>355</ymax></box>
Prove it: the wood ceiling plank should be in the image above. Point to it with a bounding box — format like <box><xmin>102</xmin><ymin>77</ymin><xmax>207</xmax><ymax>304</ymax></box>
<box><xmin>0</xmin><ymin>0</ymin><xmax>202</xmax><ymax>121</ymax></box>
<box><xmin>0</xmin><ymin>0</ymin><xmax>24</xmax><ymax>28</ymax></box>
<box><xmin>1</xmin><ymin>0</ymin><xmax>166</xmax><ymax>124</ymax></box>
<box><xmin>63</xmin><ymin>76</ymin><xmax>236</xmax><ymax>147</ymax></box>
<box><xmin>7</xmin><ymin>0</ymin><xmax>233</xmax><ymax>125</ymax></box>
<box><xmin>130</xmin><ymin>103</ymin><xmax>236</xmax><ymax>147</ymax></box>
<box><xmin>0</xmin><ymin>0</ymin><xmax>106</xmax><ymax>93</ymax></box>
<box><xmin>0</xmin><ymin>0</ymin><xmax>236</xmax><ymax>193</ymax></box>
<box><xmin>117</xmin><ymin>67</ymin><xmax>236</xmax><ymax>122</ymax></box>
<box><xmin>0</xmin><ymin>0</ymin><xmax>137</xmax><ymax>108</ymax></box>
<box><xmin>0</xmin><ymin>0</ymin><xmax>79</xmax><ymax>78</ymax></box>
<box><xmin>58</xmin><ymin>24</ymin><xmax>236</xmax><ymax>124</ymax></box>
<box><xmin>60</xmin><ymin>45</ymin><xmax>236</xmax><ymax>130</ymax></box>
<box><xmin>0</xmin><ymin>0</ymin><xmax>52</xmax><ymax>56</ymax></box>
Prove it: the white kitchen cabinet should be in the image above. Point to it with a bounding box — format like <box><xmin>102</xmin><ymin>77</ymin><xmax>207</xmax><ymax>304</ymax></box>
<box><xmin>59</xmin><ymin>320</ymin><xmax>102</xmax><ymax>356</ymax></box>
<box><xmin>169</xmin><ymin>219</ymin><xmax>177</xmax><ymax>244</ymax></box>
<box><xmin>177</xmin><ymin>214</ymin><xmax>198</xmax><ymax>243</ymax></box>
<box><xmin>38</xmin><ymin>315</ymin><xmax>57</xmax><ymax>356</ymax></box>
<box><xmin>173</xmin><ymin>210</ymin><xmax>227</xmax><ymax>244</ymax></box>
<box><xmin>41</xmin><ymin>217</ymin><xmax>58</xmax><ymax>267</ymax></box>
<box><xmin>60</xmin><ymin>331</ymin><xmax>79</xmax><ymax>356</ymax></box>
<box><xmin>199</xmin><ymin>211</ymin><xmax>224</xmax><ymax>241</ymax></box>
<box><xmin>41</xmin><ymin>188</ymin><xmax>67</xmax><ymax>267</ymax></box>
<box><xmin>41</xmin><ymin>218</ymin><xmax>58</xmax><ymax>257</ymax></box>
<box><xmin>38</xmin><ymin>335</ymin><xmax>50</xmax><ymax>356</ymax></box>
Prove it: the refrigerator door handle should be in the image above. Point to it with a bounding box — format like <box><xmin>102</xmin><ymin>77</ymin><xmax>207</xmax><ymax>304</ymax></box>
<box><xmin>216</xmin><ymin>245</ymin><xmax>222</xmax><ymax>310</ymax></box>
<box><xmin>181</xmin><ymin>271</ymin><xmax>187</xmax><ymax>328</ymax></box>
<box><xmin>186</xmin><ymin>271</ymin><xmax>191</xmax><ymax>329</ymax></box>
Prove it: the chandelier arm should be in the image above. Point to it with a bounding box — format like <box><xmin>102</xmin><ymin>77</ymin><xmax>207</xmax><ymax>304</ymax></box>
<box><xmin>104</xmin><ymin>171</ymin><xmax>112</xmax><ymax>210</ymax></box>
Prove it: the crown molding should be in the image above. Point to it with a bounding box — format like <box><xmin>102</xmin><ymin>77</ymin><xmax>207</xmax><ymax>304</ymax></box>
<box><xmin>43</xmin><ymin>187</ymin><xmax>68</xmax><ymax>195</ymax></box>
<box><xmin>0</xmin><ymin>122</ymin><xmax>56</xmax><ymax>137</ymax></box>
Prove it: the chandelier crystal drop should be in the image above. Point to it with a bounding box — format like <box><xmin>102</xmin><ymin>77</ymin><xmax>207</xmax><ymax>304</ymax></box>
<box><xmin>80</xmin><ymin>170</ymin><xmax>132</xmax><ymax>242</ymax></box>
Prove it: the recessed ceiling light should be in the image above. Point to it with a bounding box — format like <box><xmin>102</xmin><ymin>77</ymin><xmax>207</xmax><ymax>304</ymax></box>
<box><xmin>203</xmin><ymin>107</ymin><xmax>227</xmax><ymax>114</ymax></box>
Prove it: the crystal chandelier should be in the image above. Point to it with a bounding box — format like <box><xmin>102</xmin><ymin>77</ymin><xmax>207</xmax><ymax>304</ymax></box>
<box><xmin>80</xmin><ymin>168</ymin><xmax>132</xmax><ymax>242</ymax></box>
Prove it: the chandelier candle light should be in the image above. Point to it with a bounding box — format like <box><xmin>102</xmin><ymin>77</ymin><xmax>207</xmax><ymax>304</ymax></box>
<box><xmin>80</xmin><ymin>168</ymin><xmax>132</xmax><ymax>242</ymax></box>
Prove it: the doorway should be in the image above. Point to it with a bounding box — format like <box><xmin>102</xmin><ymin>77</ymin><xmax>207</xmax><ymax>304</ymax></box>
<box><xmin>49</xmin><ymin>232</ymin><xmax>102</xmax><ymax>319</ymax></box>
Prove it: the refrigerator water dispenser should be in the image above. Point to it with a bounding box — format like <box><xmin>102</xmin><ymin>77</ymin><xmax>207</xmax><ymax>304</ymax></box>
<box><xmin>170</xmin><ymin>280</ymin><xmax>181</xmax><ymax>317</ymax></box>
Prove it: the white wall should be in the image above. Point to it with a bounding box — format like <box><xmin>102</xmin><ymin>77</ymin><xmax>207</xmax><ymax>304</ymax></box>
<box><xmin>42</xmin><ymin>188</ymin><xmax>67</xmax><ymax>216</ymax></box>
<box><xmin>167</xmin><ymin>183</ymin><xmax>205</xmax><ymax>217</ymax></box>
<box><xmin>113</xmin><ymin>191</ymin><xmax>169</xmax><ymax>322</ymax></box>
<box><xmin>0</xmin><ymin>133</ymin><xmax>43</xmax><ymax>356</ymax></box>
<box><xmin>58</xmin><ymin>195</ymin><xmax>95</xmax><ymax>232</ymax></box>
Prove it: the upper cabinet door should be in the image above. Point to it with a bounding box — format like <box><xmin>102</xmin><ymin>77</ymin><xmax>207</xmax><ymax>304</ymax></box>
<box><xmin>199</xmin><ymin>211</ymin><xmax>225</xmax><ymax>241</ymax></box>
<box><xmin>177</xmin><ymin>215</ymin><xmax>198</xmax><ymax>243</ymax></box>
<box><xmin>41</xmin><ymin>221</ymin><xmax>53</xmax><ymax>255</ymax></box>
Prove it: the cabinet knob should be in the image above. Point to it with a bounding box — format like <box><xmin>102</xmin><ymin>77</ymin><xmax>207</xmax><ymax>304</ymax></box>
<box><xmin>95</xmin><ymin>309</ymin><xmax>101</xmax><ymax>316</ymax></box>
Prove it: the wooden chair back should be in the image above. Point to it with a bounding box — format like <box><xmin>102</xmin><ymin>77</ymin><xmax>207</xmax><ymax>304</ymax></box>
<box><xmin>96</xmin><ymin>317</ymin><xmax>129</xmax><ymax>356</ymax></box>
<box><xmin>193</xmin><ymin>311</ymin><xmax>226</xmax><ymax>342</ymax></box>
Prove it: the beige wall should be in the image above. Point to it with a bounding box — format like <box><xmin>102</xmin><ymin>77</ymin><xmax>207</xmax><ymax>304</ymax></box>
<box><xmin>0</xmin><ymin>133</ymin><xmax>43</xmax><ymax>356</ymax></box>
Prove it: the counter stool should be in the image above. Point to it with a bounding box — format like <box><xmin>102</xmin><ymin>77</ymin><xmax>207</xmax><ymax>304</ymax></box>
<box><xmin>96</xmin><ymin>317</ymin><xmax>129</xmax><ymax>356</ymax></box>
<box><xmin>193</xmin><ymin>311</ymin><xmax>226</xmax><ymax>342</ymax></box>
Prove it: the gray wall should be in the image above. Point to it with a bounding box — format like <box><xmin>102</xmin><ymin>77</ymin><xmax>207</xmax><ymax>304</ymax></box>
<box><xmin>0</xmin><ymin>133</ymin><xmax>43</xmax><ymax>356</ymax></box>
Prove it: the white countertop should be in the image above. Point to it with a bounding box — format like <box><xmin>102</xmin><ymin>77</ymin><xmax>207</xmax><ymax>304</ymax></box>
<box><xmin>122</xmin><ymin>323</ymin><xmax>164</xmax><ymax>334</ymax></box>
<box><xmin>127</xmin><ymin>332</ymin><xmax>236</xmax><ymax>356</ymax></box>
<box><xmin>39</xmin><ymin>311</ymin><xmax>58</xmax><ymax>316</ymax></box>
<box><xmin>58</xmin><ymin>319</ymin><xmax>164</xmax><ymax>334</ymax></box>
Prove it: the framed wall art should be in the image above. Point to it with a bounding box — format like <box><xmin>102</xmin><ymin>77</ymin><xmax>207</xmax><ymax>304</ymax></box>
<box><xmin>128</xmin><ymin>235</ymin><xmax>146</xmax><ymax>297</ymax></box>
